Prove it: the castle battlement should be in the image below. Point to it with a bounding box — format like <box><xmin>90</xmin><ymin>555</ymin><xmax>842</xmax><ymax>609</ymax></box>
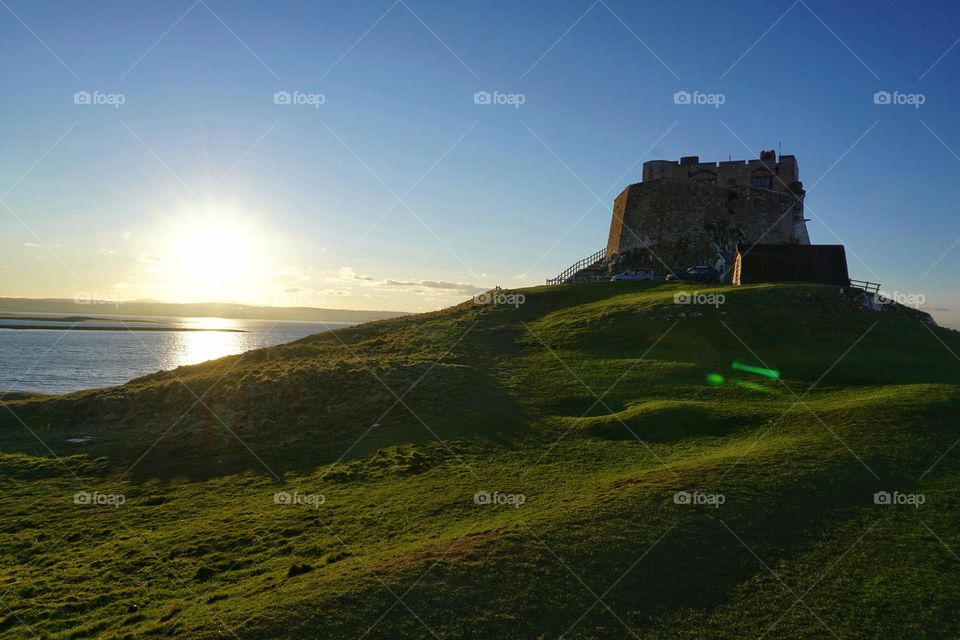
<box><xmin>641</xmin><ymin>150</ymin><xmax>803</xmax><ymax>195</ymax></box>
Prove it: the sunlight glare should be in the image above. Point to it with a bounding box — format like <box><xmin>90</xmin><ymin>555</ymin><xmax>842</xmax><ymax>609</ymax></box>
<box><xmin>154</xmin><ymin>204</ymin><xmax>278</xmax><ymax>303</ymax></box>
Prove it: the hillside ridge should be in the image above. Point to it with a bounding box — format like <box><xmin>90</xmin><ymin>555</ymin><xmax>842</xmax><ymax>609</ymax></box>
<box><xmin>1</xmin><ymin>282</ymin><xmax>959</xmax><ymax>639</ymax></box>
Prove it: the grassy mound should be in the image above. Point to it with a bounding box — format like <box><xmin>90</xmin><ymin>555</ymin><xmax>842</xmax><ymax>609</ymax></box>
<box><xmin>1</xmin><ymin>282</ymin><xmax>959</xmax><ymax>639</ymax></box>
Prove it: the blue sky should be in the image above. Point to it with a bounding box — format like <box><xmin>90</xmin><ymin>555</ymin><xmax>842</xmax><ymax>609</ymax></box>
<box><xmin>1</xmin><ymin>0</ymin><xmax>959</xmax><ymax>325</ymax></box>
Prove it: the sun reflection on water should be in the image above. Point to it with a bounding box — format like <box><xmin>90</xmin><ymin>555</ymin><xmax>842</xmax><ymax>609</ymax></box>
<box><xmin>171</xmin><ymin>317</ymin><xmax>247</xmax><ymax>368</ymax></box>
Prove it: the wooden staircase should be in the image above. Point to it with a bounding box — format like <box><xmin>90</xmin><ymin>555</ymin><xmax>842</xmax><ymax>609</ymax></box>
<box><xmin>545</xmin><ymin>248</ymin><xmax>608</xmax><ymax>285</ymax></box>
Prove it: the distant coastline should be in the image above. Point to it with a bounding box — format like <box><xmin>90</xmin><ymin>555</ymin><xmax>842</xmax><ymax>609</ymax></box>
<box><xmin>0</xmin><ymin>298</ymin><xmax>408</xmax><ymax>324</ymax></box>
<box><xmin>0</xmin><ymin>314</ymin><xmax>248</xmax><ymax>332</ymax></box>
<box><xmin>0</xmin><ymin>324</ymin><xmax>246</xmax><ymax>332</ymax></box>
<box><xmin>0</xmin><ymin>315</ymin><xmax>153</xmax><ymax>323</ymax></box>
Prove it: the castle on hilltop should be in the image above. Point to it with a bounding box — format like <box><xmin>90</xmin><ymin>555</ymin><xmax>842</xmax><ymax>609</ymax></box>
<box><xmin>547</xmin><ymin>150</ymin><xmax>815</xmax><ymax>285</ymax></box>
<box><xmin>607</xmin><ymin>150</ymin><xmax>811</xmax><ymax>267</ymax></box>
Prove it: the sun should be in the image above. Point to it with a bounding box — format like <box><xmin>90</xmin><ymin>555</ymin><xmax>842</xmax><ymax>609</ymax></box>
<box><xmin>172</xmin><ymin>223</ymin><xmax>251</xmax><ymax>288</ymax></box>
<box><xmin>152</xmin><ymin>204</ymin><xmax>278</xmax><ymax>303</ymax></box>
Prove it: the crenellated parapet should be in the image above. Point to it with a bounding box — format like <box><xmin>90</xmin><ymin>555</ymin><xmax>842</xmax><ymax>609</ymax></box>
<box><xmin>641</xmin><ymin>150</ymin><xmax>801</xmax><ymax>193</ymax></box>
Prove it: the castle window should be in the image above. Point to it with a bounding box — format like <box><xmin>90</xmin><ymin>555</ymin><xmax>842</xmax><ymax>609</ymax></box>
<box><xmin>751</xmin><ymin>175</ymin><xmax>772</xmax><ymax>188</ymax></box>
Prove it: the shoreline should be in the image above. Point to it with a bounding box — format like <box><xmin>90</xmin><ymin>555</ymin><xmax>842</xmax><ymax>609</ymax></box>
<box><xmin>0</xmin><ymin>325</ymin><xmax>248</xmax><ymax>333</ymax></box>
<box><xmin>0</xmin><ymin>315</ymin><xmax>153</xmax><ymax>323</ymax></box>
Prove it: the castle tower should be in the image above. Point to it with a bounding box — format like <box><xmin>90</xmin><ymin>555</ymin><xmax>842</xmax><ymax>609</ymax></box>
<box><xmin>606</xmin><ymin>150</ymin><xmax>810</xmax><ymax>272</ymax></box>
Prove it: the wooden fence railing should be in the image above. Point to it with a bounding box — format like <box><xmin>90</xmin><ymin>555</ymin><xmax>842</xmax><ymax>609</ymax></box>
<box><xmin>849</xmin><ymin>279</ymin><xmax>882</xmax><ymax>294</ymax></box>
<box><xmin>545</xmin><ymin>248</ymin><xmax>607</xmax><ymax>285</ymax></box>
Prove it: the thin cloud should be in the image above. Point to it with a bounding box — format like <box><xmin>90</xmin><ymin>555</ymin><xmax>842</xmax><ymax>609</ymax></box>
<box><xmin>338</xmin><ymin>267</ymin><xmax>375</xmax><ymax>282</ymax></box>
<box><xmin>383</xmin><ymin>279</ymin><xmax>487</xmax><ymax>295</ymax></box>
<box><xmin>333</xmin><ymin>267</ymin><xmax>488</xmax><ymax>296</ymax></box>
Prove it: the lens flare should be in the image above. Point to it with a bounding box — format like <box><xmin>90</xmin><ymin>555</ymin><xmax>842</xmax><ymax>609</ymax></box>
<box><xmin>731</xmin><ymin>361</ymin><xmax>780</xmax><ymax>379</ymax></box>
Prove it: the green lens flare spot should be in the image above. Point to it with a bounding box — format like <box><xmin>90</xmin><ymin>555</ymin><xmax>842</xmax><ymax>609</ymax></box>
<box><xmin>706</xmin><ymin>373</ymin><xmax>725</xmax><ymax>386</ymax></box>
<box><xmin>731</xmin><ymin>361</ymin><xmax>780</xmax><ymax>379</ymax></box>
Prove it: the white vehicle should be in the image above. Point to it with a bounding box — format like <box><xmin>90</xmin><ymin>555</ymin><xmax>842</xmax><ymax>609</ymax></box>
<box><xmin>611</xmin><ymin>268</ymin><xmax>655</xmax><ymax>281</ymax></box>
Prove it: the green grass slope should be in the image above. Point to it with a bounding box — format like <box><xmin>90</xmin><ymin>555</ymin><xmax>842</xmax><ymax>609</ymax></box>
<box><xmin>1</xmin><ymin>282</ymin><xmax>959</xmax><ymax>639</ymax></box>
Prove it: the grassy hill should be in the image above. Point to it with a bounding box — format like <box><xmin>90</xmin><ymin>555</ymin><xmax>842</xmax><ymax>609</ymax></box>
<box><xmin>2</xmin><ymin>282</ymin><xmax>959</xmax><ymax>639</ymax></box>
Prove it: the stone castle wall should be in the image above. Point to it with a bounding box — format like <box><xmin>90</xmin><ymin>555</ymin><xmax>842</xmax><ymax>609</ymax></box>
<box><xmin>641</xmin><ymin>151</ymin><xmax>802</xmax><ymax>194</ymax></box>
<box><xmin>606</xmin><ymin>179</ymin><xmax>809</xmax><ymax>273</ymax></box>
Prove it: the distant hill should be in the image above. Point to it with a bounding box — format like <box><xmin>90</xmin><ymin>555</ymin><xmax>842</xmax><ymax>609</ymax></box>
<box><xmin>0</xmin><ymin>297</ymin><xmax>408</xmax><ymax>323</ymax></box>
<box><xmin>1</xmin><ymin>282</ymin><xmax>959</xmax><ymax>638</ymax></box>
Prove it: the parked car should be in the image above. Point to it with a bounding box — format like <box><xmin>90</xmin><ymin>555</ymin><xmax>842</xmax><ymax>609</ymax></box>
<box><xmin>611</xmin><ymin>268</ymin><xmax>655</xmax><ymax>281</ymax></box>
<box><xmin>667</xmin><ymin>266</ymin><xmax>721</xmax><ymax>284</ymax></box>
